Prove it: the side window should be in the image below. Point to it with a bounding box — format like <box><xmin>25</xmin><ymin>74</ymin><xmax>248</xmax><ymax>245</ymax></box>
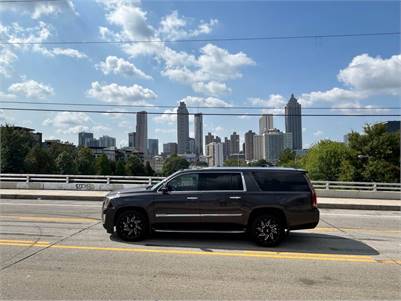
<box><xmin>252</xmin><ymin>172</ymin><xmax>309</xmax><ymax>192</ymax></box>
<box><xmin>199</xmin><ymin>173</ymin><xmax>243</xmax><ymax>191</ymax></box>
<box><xmin>167</xmin><ymin>173</ymin><xmax>198</xmax><ymax>191</ymax></box>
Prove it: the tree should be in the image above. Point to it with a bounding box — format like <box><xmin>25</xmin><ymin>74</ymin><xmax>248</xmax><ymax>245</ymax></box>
<box><xmin>76</xmin><ymin>147</ymin><xmax>95</xmax><ymax>175</ymax></box>
<box><xmin>56</xmin><ymin>151</ymin><xmax>77</xmax><ymax>174</ymax></box>
<box><xmin>278</xmin><ymin>149</ymin><xmax>295</xmax><ymax>164</ymax></box>
<box><xmin>115</xmin><ymin>160</ymin><xmax>126</xmax><ymax>175</ymax></box>
<box><xmin>345</xmin><ymin>123</ymin><xmax>400</xmax><ymax>182</ymax></box>
<box><xmin>125</xmin><ymin>154</ymin><xmax>145</xmax><ymax>176</ymax></box>
<box><xmin>24</xmin><ymin>145</ymin><xmax>55</xmax><ymax>174</ymax></box>
<box><xmin>248</xmin><ymin>159</ymin><xmax>270</xmax><ymax>167</ymax></box>
<box><xmin>301</xmin><ymin>140</ymin><xmax>350</xmax><ymax>181</ymax></box>
<box><xmin>0</xmin><ymin>125</ymin><xmax>34</xmax><ymax>173</ymax></box>
<box><xmin>162</xmin><ymin>154</ymin><xmax>190</xmax><ymax>176</ymax></box>
<box><xmin>95</xmin><ymin>154</ymin><xmax>112</xmax><ymax>175</ymax></box>
<box><xmin>223</xmin><ymin>158</ymin><xmax>247</xmax><ymax>167</ymax></box>
<box><xmin>144</xmin><ymin>161</ymin><xmax>155</xmax><ymax>176</ymax></box>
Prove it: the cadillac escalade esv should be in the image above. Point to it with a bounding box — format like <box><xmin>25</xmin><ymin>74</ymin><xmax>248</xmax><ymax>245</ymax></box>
<box><xmin>102</xmin><ymin>167</ymin><xmax>319</xmax><ymax>247</ymax></box>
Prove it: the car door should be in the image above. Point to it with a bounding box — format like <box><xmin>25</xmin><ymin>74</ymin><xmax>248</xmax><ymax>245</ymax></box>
<box><xmin>198</xmin><ymin>172</ymin><xmax>245</xmax><ymax>227</ymax></box>
<box><xmin>151</xmin><ymin>172</ymin><xmax>201</xmax><ymax>227</ymax></box>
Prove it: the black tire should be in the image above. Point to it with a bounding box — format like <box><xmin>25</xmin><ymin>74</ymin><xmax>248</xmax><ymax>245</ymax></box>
<box><xmin>250</xmin><ymin>214</ymin><xmax>284</xmax><ymax>247</ymax></box>
<box><xmin>116</xmin><ymin>210</ymin><xmax>148</xmax><ymax>242</ymax></box>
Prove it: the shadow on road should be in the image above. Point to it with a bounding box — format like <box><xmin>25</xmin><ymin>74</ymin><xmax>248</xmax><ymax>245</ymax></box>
<box><xmin>110</xmin><ymin>231</ymin><xmax>379</xmax><ymax>256</ymax></box>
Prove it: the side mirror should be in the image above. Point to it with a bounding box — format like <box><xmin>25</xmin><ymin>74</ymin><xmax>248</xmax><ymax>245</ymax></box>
<box><xmin>160</xmin><ymin>185</ymin><xmax>171</xmax><ymax>194</ymax></box>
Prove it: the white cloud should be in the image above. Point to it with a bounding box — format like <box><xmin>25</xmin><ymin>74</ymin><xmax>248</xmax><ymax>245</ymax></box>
<box><xmin>8</xmin><ymin>79</ymin><xmax>54</xmax><ymax>99</ymax></box>
<box><xmin>154</xmin><ymin>108</ymin><xmax>177</xmax><ymax>124</ymax></box>
<box><xmin>298</xmin><ymin>88</ymin><xmax>367</xmax><ymax>107</ymax></box>
<box><xmin>92</xmin><ymin>125</ymin><xmax>111</xmax><ymax>133</ymax></box>
<box><xmin>0</xmin><ymin>0</ymin><xmax>77</xmax><ymax>19</ymax></box>
<box><xmin>330</xmin><ymin>101</ymin><xmax>390</xmax><ymax>114</ymax></box>
<box><xmin>158</xmin><ymin>10</ymin><xmax>218</xmax><ymax>40</ymax></box>
<box><xmin>43</xmin><ymin>112</ymin><xmax>91</xmax><ymax>134</ymax></box>
<box><xmin>97</xmin><ymin>56</ymin><xmax>152</xmax><ymax>79</ymax></box>
<box><xmin>51</xmin><ymin>48</ymin><xmax>87</xmax><ymax>59</ymax></box>
<box><xmin>155</xmin><ymin>128</ymin><xmax>176</xmax><ymax>134</ymax></box>
<box><xmin>180</xmin><ymin>96</ymin><xmax>232</xmax><ymax>107</ymax></box>
<box><xmin>338</xmin><ymin>53</ymin><xmax>401</xmax><ymax>94</ymax></box>
<box><xmin>0</xmin><ymin>90</ymin><xmax>16</xmax><ymax>100</ymax></box>
<box><xmin>86</xmin><ymin>81</ymin><xmax>157</xmax><ymax>104</ymax></box>
<box><xmin>313</xmin><ymin>130</ymin><xmax>324</xmax><ymax>137</ymax></box>
<box><xmin>0</xmin><ymin>48</ymin><xmax>17</xmax><ymax>77</ymax></box>
<box><xmin>192</xmin><ymin>81</ymin><xmax>231</xmax><ymax>96</ymax></box>
<box><xmin>249</xmin><ymin>94</ymin><xmax>286</xmax><ymax>114</ymax></box>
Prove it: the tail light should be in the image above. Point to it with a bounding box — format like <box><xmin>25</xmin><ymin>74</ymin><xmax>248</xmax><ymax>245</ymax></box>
<box><xmin>311</xmin><ymin>189</ymin><xmax>317</xmax><ymax>208</ymax></box>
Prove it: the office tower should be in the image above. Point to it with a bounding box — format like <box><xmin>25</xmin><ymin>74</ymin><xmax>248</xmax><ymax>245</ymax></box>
<box><xmin>223</xmin><ymin>137</ymin><xmax>231</xmax><ymax>160</ymax></box>
<box><xmin>207</xmin><ymin>142</ymin><xmax>224</xmax><ymax>167</ymax></box>
<box><xmin>147</xmin><ymin>138</ymin><xmax>159</xmax><ymax>157</ymax></box>
<box><xmin>205</xmin><ymin>132</ymin><xmax>214</xmax><ymax>146</ymax></box>
<box><xmin>263</xmin><ymin>129</ymin><xmax>286</xmax><ymax>164</ymax></box>
<box><xmin>128</xmin><ymin>132</ymin><xmax>136</xmax><ymax>148</ymax></box>
<box><xmin>163</xmin><ymin>142</ymin><xmax>178</xmax><ymax>156</ymax></box>
<box><xmin>230</xmin><ymin>131</ymin><xmax>240</xmax><ymax>155</ymax></box>
<box><xmin>194</xmin><ymin>113</ymin><xmax>203</xmax><ymax>156</ymax></box>
<box><xmin>99</xmin><ymin>135</ymin><xmax>116</xmax><ymax>147</ymax></box>
<box><xmin>253</xmin><ymin>135</ymin><xmax>264</xmax><ymax>160</ymax></box>
<box><xmin>78</xmin><ymin>132</ymin><xmax>93</xmax><ymax>147</ymax></box>
<box><xmin>283</xmin><ymin>132</ymin><xmax>293</xmax><ymax>150</ymax></box>
<box><xmin>259</xmin><ymin>114</ymin><xmax>273</xmax><ymax>134</ymax></box>
<box><xmin>188</xmin><ymin>138</ymin><xmax>195</xmax><ymax>154</ymax></box>
<box><xmin>136</xmin><ymin>111</ymin><xmax>147</xmax><ymax>154</ymax></box>
<box><xmin>244</xmin><ymin>130</ymin><xmax>255</xmax><ymax>161</ymax></box>
<box><xmin>285</xmin><ymin>94</ymin><xmax>302</xmax><ymax>150</ymax></box>
<box><xmin>177</xmin><ymin>102</ymin><xmax>189</xmax><ymax>154</ymax></box>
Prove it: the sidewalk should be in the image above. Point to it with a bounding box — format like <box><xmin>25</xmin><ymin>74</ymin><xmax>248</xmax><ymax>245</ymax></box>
<box><xmin>0</xmin><ymin>189</ymin><xmax>400</xmax><ymax>211</ymax></box>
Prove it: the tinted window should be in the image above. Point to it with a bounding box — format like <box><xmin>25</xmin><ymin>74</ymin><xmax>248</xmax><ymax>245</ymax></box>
<box><xmin>199</xmin><ymin>173</ymin><xmax>243</xmax><ymax>191</ymax></box>
<box><xmin>252</xmin><ymin>171</ymin><xmax>309</xmax><ymax>192</ymax></box>
<box><xmin>167</xmin><ymin>173</ymin><xmax>198</xmax><ymax>191</ymax></box>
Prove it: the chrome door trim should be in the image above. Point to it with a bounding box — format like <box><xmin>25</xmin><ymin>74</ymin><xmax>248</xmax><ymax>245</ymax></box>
<box><xmin>153</xmin><ymin>229</ymin><xmax>246</xmax><ymax>234</ymax></box>
<box><xmin>155</xmin><ymin>213</ymin><xmax>243</xmax><ymax>218</ymax></box>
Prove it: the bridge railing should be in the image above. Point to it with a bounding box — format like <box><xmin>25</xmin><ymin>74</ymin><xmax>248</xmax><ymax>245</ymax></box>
<box><xmin>0</xmin><ymin>173</ymin><xmax>400</xmax><ymax>192</ymax></box>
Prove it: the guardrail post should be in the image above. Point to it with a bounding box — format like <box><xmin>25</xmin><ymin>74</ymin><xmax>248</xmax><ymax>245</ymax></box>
<box><xmin>106</xmin><ymin>177</ymin><xmax>110</xmax><ymax>184</ymax></box>
<box><xmin>325</xmin><ymin>182</ymin><xmax>329</xmax><ymax>190</ymax></box>
<box><xmin>26</xmin><ymin>175</ymin><xmax>30</xmax><ymax>183</ymax></box>
<box><xmin>148</xmin><ymin>177</ymin><xmax>152</xmax><ymax>185</ymax></box>
<box><xmin>65</xmin><ymin>176</ymin><xmax>69</xmax><ymax>184</ymax></box>
<box><xmin>373</xmin><ymin>183</ymin><xmax>377</xmax><ymax>191</ymax></box>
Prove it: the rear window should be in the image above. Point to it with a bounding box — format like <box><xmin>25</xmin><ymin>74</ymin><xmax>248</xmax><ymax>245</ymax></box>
<box><xmin>199</xmin><ymin>173</ymin><xmax>243</xmax><ymax>191</ymax></box>
<box><xmin>252</xmin><ymin>171</ymin><xmax>310</xmax><ymax>192</ymax></box>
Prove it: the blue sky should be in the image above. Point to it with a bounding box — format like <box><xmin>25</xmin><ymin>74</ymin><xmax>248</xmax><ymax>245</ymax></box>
<box><xmin>0</xmin><ymin>0</ymin><xmax>400</xmax><ymax>150</ymax></box>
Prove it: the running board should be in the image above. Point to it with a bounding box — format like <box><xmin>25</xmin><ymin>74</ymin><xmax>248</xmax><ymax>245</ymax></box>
<box><xmin>153</xmin><ymin>229</ymin><xmax>246</xmax><ymax>234</ymax></box>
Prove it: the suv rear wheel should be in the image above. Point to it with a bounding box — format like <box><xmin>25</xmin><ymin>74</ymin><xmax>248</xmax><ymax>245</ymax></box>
<box><xmin>251</xmin><ymin>214</ymin><xmax>284</xmax><ymax>247</ymax></box>
<box><xmin>116</xmin><ymin>210</ymin><xmax>148</xmax><ymax>241</ymax></box>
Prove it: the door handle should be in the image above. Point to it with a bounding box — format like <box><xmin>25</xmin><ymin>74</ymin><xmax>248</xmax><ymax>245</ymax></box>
<box><xmin>229</xmin><ymin>196</ymin><xmax>241</xmax><ymax>200</ymax></box>
<box><xmin>186</xmin><ymin>196</ymin><xmax>198</xmax><ymax>200</ymax></box>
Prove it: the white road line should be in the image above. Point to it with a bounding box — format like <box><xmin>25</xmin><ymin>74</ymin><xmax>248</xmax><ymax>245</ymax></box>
<box><xmin>322</xmin><ymin>213</ymin><xmax>400</xmax><ymax>218</ymax></box>
<box><xmin>0</xmin><ymin>202</ymin><xmax>100</xmax><ymax>208</ymax></box>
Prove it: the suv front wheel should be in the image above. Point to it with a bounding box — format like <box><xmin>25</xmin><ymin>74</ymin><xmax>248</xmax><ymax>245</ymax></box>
<box><xmin>250</xmin><ymin>214</ymin><xmax>284</xmax><ymax>247</ymax></box>
<box><xmin>116</xmin><ymin>210</ymin><xmax>148</xmax><ymax>241</ymax></box>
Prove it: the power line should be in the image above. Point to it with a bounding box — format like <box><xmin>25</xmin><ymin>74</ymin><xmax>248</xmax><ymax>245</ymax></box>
<box><xmin>1</xmin><ymin>107</ymin><xmax>399</xmax><ymax>117</ymax></box>
<box><xmin>0</xmin><ymin>100</ymin><xmax>399</xmax><ymax>111</ymax></box>
<box><xmin>1</xmin><ymin>32</ymin><xmax>400</xmax><ymax>45</ymax></box>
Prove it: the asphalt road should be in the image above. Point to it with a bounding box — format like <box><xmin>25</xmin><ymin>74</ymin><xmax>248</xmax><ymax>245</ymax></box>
<box><xmin>0</xmin><ymin>198</ymin><xmax>400</xmax><ymax>300</ymax></box>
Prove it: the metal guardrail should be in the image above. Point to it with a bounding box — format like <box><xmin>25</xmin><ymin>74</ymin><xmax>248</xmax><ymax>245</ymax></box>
<box><xmin>0</xmin><ymin>174</ymin><xmax>400</xmax><ymax>192</ymax></box>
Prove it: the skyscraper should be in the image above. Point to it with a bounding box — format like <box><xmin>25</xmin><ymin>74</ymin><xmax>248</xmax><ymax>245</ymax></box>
<box><xmin>253</xmin><ymin>135</ymin><xmax>264</xmax><ymax>160</ymax></box>
<box><xmin>135</xmin><ymin>111</ymin><xmax>147</xmax><ymax>154</ymax></box>
<box><xmin>230</xmin><ymin>131</ymin><xmax>240</xmax><ymax>155</ymax></box>
<box><xmin>147</xmin><ymin>138</ymin><xmax>159</xmax><ymax>156</ymax></box>
<box><xmin>177</xmin><ymin>102</ymin><xmax>189</xmax><ymax>154</ymax></box>
<box><xmin>128</xmin><ymin>132</ymin><xmax>136</xmax><ymax>148</ymax></box>
<box><xmin>99</xmin><ymin>135</ymin><xmax>116</xmax><ymax>147</ymax></box>
<box><xmin>259</xmin><ymin>114</ymin><xmax>273</xmax><ymax>134</ymax></box>
<box><xmin>194</xmin><ymin>113</ymin><xmax>203</xmax><ymax>156</ymax></box>
<box><xmin>285</xmin><ymin>94</ymin><xmax>302</xmax><ymax>150</ymax></box>
<box><xmin>78</xmin><ymin>132</ymin><xmax>93</xmax><ymax>147</ymax></box>
<box><xmin>206</xmin><ymin>142</ymin><xmax>224</xmax><ymax>167</ymax></box>
<box><xmin>244</xmin><ymin>130</ymin><xmax>255</xmax><ymax>161</ymax></box>
<box><xmin>163</xmin><ymin>142</ymin><xmax>177</xmax><ymax>156</ymax></box>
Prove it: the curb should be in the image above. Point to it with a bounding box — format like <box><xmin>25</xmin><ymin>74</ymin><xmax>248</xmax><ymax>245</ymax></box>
<box><xmin>1</xmin><ymin>194</ymin><xmax>400</xmax><ymax>211</ymax></box>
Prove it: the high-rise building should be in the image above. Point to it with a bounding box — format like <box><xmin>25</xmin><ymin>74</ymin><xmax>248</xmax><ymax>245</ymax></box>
<box><xmin>147</xmin><ymin>138</ymin><xmax>159</xmax><ymax>157</ymax></box>
<box><xmin>253</xmin><ymin>135</ymin><xmax>264</xmax><ymax>160</ymax></box>
<box><xmin>128</xmin><ymin>132</ymin><xmax>136</xmax><ymax>148</ymax></box>
<box><xmin>99</xmin><ymin>135</ymin><xmax>116</xmax><ymax>147</ymax></box>
<box><xmin>177</xmin><ymin>102</ymin><xmax>189</xmax><ymax>154</ymax></box>
<box><xmin>194</xmin><ymin>113</ymin><xmax>203</xmax><ymax>156</ymax></box>
<box><xmin>244</xmin><ymin>130</ymin><xmax>255</xmax><ymax>161</ymax></box>
<box><xmin>206</xmin><ymin>142</ymin><xmax>224</xmax><ymax>167</ymax></box>
<box><xmin>188</xmin><ymin>137</ymin><xmax>195</xmax><ymax>154</ymax></box>
<box><xmin>78</xmin><ymin>132</ymin><xmax>93</xmax><ymax>147</ymax></box>
<box><xmin>230</xmin><ymin>131</ymin><xmax>240</xmax><ymax>155</ymax></box>
<box><xmin>285</xmin><ymin>94</ymin><xmax>302</xmax><ymax>150</ymax></box>
<box><xmin>135</xmin><ymin>111</ymin><xmax>147</xmax><ymax>154</ymax></box>
<box><xmin>263</xmin><ymin>129</ymin><xmax>287</xmax><ymax>164</ymax></box>
<box><xmin>223</xmin><ymin>137</ymin><xmax>231</xmax><ymax>160</ymax></box>
<box><xmin>259</xmin><ymin>114</ymin><xmax>273</xmax><ymax>134</ymax></box>
<box><xmin>205</xmin><ymin>132</ymin><xmax>214</xmax><ymax>147</ymax></box>
<box><xmin>283</xmin><ymin>132</ymin><xmax>293</xmax><ymax>150</ymax></box>
<box><xmin>163</xmin><ymin>142</ymin><xmax>178</xmax><ymax>156</ymax></box>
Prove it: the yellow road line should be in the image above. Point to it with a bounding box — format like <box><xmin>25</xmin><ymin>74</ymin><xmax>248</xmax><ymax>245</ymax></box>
<box><xmin>0</xmin><ymin>239</ymin><xmax>50</xmax><ymax>244</ymax></box>
<box><xmin>313</xmin><ymin>227</ymin><xmax>401</xmax><ymax>234</ymax></box>
<box><xmin>0</xmin><ymin>215</ymin><xmax>97</xmax><ymax>223</ymax></box>
<box><xmin>0</xmin><ymin>240</ymin><xmax>390</xmax><ymax>264</ymax></box>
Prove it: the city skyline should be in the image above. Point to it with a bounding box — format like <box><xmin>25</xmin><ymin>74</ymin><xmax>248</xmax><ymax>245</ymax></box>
<box><xmin>0</xmin><ymin>1</ymin><xmax>399</xmax><ymax>150</ymax></box>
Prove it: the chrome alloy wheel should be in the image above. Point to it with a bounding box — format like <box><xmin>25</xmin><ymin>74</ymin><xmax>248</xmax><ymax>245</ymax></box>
<box><xmin>116</xmin><ymin>211</ymin><xmax>146</xmax><ymax>241</ymax></box>
<box><xmin>255</xmin><ymin>218</ymin><xmax>279</xmax><ymax>243</ymax></box>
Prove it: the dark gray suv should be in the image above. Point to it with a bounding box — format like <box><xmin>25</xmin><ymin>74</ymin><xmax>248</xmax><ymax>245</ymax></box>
<box><xmin>102</xmin><ymin>167</ymin><xmax>319</xmax><ymax>247</ymax></box>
